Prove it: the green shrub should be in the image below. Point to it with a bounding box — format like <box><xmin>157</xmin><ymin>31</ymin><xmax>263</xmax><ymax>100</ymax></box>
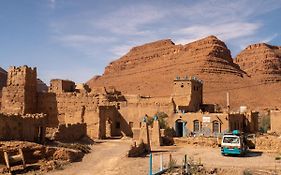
<box><xmin>259</xmin><ymin>115</ymin><xmax>270</xmax><ymax>133</ymax></box>
<box><xmin>155</xmin><ymin>112</ymin><xmax>169</xmax><ymax>129</ymax></box>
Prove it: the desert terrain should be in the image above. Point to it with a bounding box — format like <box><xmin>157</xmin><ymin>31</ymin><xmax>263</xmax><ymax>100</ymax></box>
<box><xmin>88</xmin><ymin>36</ymin><xmax>281</xmax><ymax>110</ymax></box>
<box><xmin>41</xmin><ymin>138</ymin><xmax>281</xmax><ymax>175</ymax></box>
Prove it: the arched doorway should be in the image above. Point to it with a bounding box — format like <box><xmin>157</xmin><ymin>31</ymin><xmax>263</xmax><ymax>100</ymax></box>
<box><xmin>212</xmin><ymin>120</ymin><xmax>221</xmax><ymax>133</ymax></box>
<box><xmin>175</xmin><ymin>119</ymin><xmax>186</xmax><ymax>137</ymax></box>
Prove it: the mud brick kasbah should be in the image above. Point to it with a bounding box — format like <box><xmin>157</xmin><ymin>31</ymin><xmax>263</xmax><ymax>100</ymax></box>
<box><xmin>0</xmin><ymin>66</ymin><xmax>258</xmax><ymax>142</ymax></box>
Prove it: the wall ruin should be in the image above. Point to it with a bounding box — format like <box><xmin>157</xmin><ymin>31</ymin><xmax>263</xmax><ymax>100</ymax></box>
<box><xmin>270</xmin><ymin>110</ymin><xmax>281</xmax><ymax>134</ymax></box>
<box><xmin>0</xmin><ymin>113</ymin><xmax>46</xmax><ymax>142</ymax></box>
<box><xmin>52</xmin><ymin>123</ymin><xmax>87</xmax><ymax>142</ymax></box>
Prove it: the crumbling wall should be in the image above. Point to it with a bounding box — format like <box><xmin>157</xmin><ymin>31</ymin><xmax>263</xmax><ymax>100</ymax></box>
<box><xmin>228</xmin><ymin>113</ymin><xmax>245</xmax><ymax>132</ymax></box>
<box><xmin>38</xmin><ymin>91</ymin><xmax>111</xmax><ymax>139</ymax></box>
<box><xmin>37</xmin><ymin>92</ymin><xmax>59</xmax><ymax>127</ymax></box>
<box><xmin>244</xmin><ymin>111</ymin><xmax>259</xmax><ymax>133</ymax></box>
<box><xmin>0</xmin><ymin>113</ymin><xmax>46</xmax><ymax>142</ymax></box>
<box><xmin>49</xmin><ymin>79</ymin><xmax>75</xmax><ymax>93</ymax></box>
<box><xmin>117</xmin><ymin>95</ymin><xmax>174</xmax><ymax>131</ymax></box>
<box><xmin>53</xmin><ymin>123</ymin><xmax>87</xmax><ymax>142</ymax></box>
<box><xmin>270</xmin><ymin>110</ymin><xmax>281</xmax><ymax>134</ymax></box>
<box><xmin>98</xmin><ymin>106</ymin><xmax>120</xmax><ymax>138</ymax></box>
<box><xmin>1</xmin><ymin>66</ymin><xmax>37</xmax><ymax>114</ymax></box>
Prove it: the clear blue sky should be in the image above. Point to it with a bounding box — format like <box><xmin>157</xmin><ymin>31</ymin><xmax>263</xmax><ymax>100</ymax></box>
<box><xmin>0</xmin><ymin>0</ymin><xmax>281</xmax><ymax>84</ymax></box>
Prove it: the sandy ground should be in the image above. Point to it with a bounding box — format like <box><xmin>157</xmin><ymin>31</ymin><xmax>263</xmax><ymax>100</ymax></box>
<box><xmin>46</xmin><ymin>139</ymin><xmax>281</xmax><ymax>175</ymax></box>
<box><xmin>47</xmin><ymin>139</ymin><xmax>131</xmax><ymax>175</ymax></box>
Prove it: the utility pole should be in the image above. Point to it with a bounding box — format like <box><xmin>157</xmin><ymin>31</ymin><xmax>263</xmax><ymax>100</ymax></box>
<box><xmin>226</xmin><ymin>92</ymin><xmax>230</xmax><ymax>113</ymax></box>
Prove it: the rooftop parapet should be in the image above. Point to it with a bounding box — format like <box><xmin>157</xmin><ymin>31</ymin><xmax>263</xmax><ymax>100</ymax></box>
<box><xmin>174</xmin><ymin>76</ymin><xmax>203</xmax><ymax>84</ymax></box>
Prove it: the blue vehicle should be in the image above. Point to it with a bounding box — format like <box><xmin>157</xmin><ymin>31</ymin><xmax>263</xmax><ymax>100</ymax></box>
<box><xmin>221</xmin><ymin>130</ymin><xmax>248</xmax><ymax>156</ymax></box>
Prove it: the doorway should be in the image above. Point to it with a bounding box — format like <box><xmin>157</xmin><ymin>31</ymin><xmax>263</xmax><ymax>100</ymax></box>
<box><xmin>175</xmin><ymin>120</ymin><xmax>186</xmax><ymax>137</ymax></box>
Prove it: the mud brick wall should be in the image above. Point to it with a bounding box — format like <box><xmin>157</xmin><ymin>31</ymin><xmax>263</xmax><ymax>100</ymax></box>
<box><xmin>117</xmin><ymin>95</ymin><xmax>174</xmax><ymax>133</ymax></box>
<box><xmin>53</xmin><ymin>123</ymin><xmax>87</xmax><ymax>142</ymax></box>
<box><xmin>0</xmin><ymin>113</ymin><xmax>46</xmax><ymax>142</ymax></box>
<box><xmin>38</xmin><ymin>91</ymin><xmax>109</xmax><ymax>139</ymax></box>
<box><xmin>172</xmin><ymin>77</ymin><xmax>203</xmax><ymax>112</ymax></box>
<box><xmin>244</xmin><ymin>111</ymin><xmax>259</xmax><ymax>133</ymax></box>
<box><xmin>228</xmin><ymin>113</ymin><xmax>245</xmax><ymax>132</ymax></box>
<box><xmin>49</xmin><ymin>79</ymin><xmax>76</xmax><ymax>93</ymax></box>
<box><xmin>270</xmin><ymin>110</ymin><xmax>281</xmax><ymax>134</ymax></box>
<box><xmin>1</xmin><ymin>66</ymin><xmax>37</xmax><ymax>114</ymax></box>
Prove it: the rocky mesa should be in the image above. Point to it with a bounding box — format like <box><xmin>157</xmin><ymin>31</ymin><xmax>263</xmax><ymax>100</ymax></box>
<box><xmin>87</xmin><ymin>36</ymin><xmax>281</xmax><ymax>110</ymax></box>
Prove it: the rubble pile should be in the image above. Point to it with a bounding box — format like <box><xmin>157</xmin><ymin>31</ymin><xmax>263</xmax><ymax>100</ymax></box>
<box><xmin>255</xmin><ymin>135</ymin><xmax>281</xmax><ymax>152</ymax></box>
<box><xmin>0</xmin><ymin>141</ymin><xmax>91</xmax><ymax>174</ymax></box>
<box><xmin>174</xmin><ymin>137</ymin><xmax>218</xmax><ymax>148</ymax></box>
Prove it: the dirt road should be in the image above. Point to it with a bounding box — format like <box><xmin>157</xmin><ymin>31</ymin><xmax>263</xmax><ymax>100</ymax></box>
<box><xmin>175</xmin><ymin>145</ymin><xmax>281</xmax><ymax>172</ymax></box>
<box><xmin>48</xmin><ymin>139</ymin><xmax>131</xmax><ymax>175</ymax></box>
<box><xmin>47</xmin><ymin>140</ymin><xmax>281</xmax><ymax>175</ymax></box>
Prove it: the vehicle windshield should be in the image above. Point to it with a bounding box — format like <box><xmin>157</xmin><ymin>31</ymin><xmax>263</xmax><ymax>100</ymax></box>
<box><xmin>223</xmin><ymin>136</ymin><xmax>240</xmax><ymax>144</ymax></box>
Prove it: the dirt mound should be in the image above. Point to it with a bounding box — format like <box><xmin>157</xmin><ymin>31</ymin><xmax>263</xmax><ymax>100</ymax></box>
<box><xmin>53</xmin><ymin>148</ymin><xmax>84</xmax><ymax>162</ymax></box>
<box><xmin>0</xmin><ymin>141</ymin><xmax>90</xmax><ymax>174</ymax></box>
<box><xmin>255</xmin><ymin>135</ymin><xmax>281</xmax><ymax>152</ymax></box>
<box><xmin>87</xmin><ymin>36</ymin><xmax>281</xmax><ymax>110</ymax></box>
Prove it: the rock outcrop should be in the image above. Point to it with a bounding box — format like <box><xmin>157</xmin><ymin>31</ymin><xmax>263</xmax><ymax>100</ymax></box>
<box><xmin>235</xmin><ymin>43</ymin><xmax>281</xmax><ymax>83</ymax></box>
<box><xmin>0</xmin><ymin>67</ymin><xmax>7</xmax><ymax>90</ymax></box>
<box><xmin>87</xmin><ymin>36</ymin><xmax>281</xmax><ymax>109</ymax></box>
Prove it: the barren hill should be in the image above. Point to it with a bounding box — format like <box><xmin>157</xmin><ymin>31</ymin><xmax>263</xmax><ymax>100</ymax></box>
<box><xmin>235</xmin><ymin>43</ymin><xmax>281</xmax><ymax>83</ymax></box>
<box><xmin>87</xmin><ymin>36</ymin><xmax>281</xmax><ymax>110</ymax></box>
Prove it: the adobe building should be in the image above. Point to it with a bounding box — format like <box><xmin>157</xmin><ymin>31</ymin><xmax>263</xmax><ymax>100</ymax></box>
<box><xmin>0</xmin><ymin>113</ymin><xmax>46</xmax><ymax>142</ymax></box>
<box><xmin>0</xmin><ymin>66</ymin><xmax>46</xmax><ymax>143</ymax></box>
<box><xmin>1</xmin><ymin>66</ymin><xmax>37</xmax><ymax>114</ymax></box>
<box><xmin>171</xmin><ymin>76</ymin><xmax>203</xmax><ymax>112</ymax></box>
<box><xmin>0</xmin><ymin>66</ymin><xmax>259</xmax><ymax>142</ymax></box>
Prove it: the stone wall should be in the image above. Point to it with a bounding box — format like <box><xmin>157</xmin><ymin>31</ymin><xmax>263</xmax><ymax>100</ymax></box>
<box><xmin>0</xmin><ymin>113</ymin><xmax>46</xmax><ymax>142</ymax></box>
